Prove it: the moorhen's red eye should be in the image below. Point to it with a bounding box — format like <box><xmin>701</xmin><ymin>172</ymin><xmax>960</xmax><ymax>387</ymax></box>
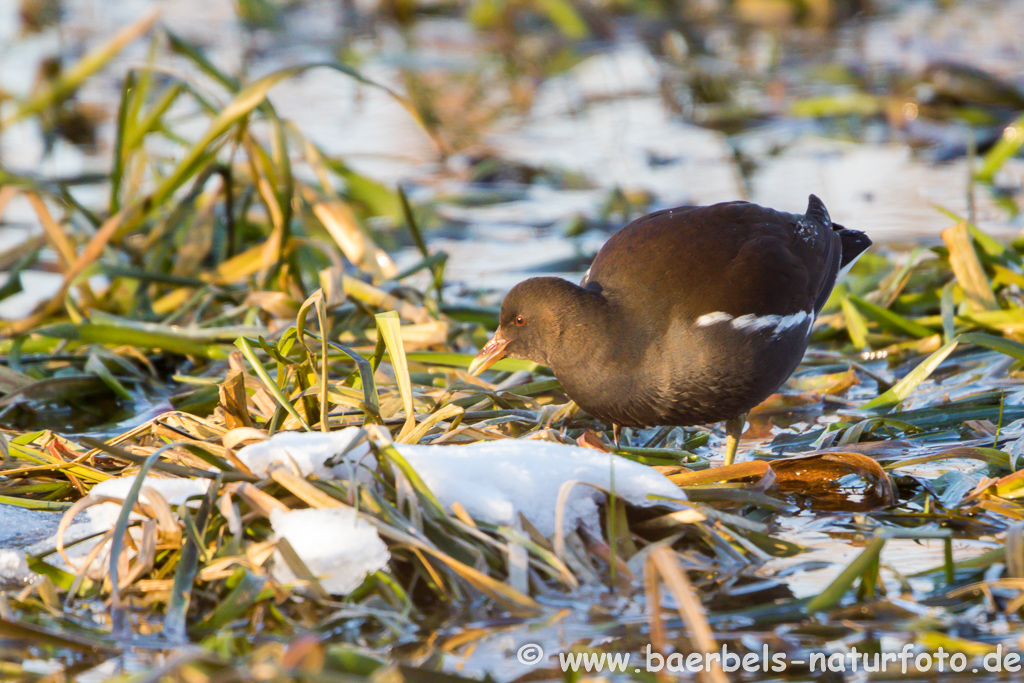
<box><xmin>515</xmin><ymin>316</ymin><xmax>525</xmax><ymax>326</ymax></box>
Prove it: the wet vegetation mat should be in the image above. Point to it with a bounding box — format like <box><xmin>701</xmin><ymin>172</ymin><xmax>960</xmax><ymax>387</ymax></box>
<box><xmin>2</xmin><ymin>0</ymin><xmax>1024</xmax><ymax>681</ymax></box>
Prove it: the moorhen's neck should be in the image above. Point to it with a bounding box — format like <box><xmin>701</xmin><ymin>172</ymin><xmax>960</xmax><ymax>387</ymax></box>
<box><xmin>500</xmin><ymin>277</ymin><xmax>668</xmax><ymax>421</ymax></box>
<box><xmin>502</xmin><ymin>277</ymin><xmax>623</xmax><ymax>370</ymax></box>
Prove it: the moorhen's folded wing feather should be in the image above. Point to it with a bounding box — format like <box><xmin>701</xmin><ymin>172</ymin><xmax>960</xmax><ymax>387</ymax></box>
<box><xmin>586</xmin><ymin>197</ymin><xmax>839</xmax><ymax>328</ymax></box>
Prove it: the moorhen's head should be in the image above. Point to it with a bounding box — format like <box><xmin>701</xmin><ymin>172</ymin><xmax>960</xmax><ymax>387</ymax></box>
<box><xmin>468</xmin><ymin>277</ymin><xmax>602</xmax><ymax>375</ymax></box>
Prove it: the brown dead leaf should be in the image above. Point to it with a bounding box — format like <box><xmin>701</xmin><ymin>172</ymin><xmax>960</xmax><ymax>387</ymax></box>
<box><xmin>769</xmin><ymin>450</ymin><xmax>897</xmax><ymax>510</ymax></box>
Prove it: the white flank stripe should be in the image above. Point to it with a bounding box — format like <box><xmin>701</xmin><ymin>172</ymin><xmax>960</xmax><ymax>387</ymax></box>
<box><xmin>775</xmin><ymin>310</ymin><xmax>810</xmax><ymax>332</ymax></box>
<box><xmin>695</xmin><ymin>311</ymin><xmax>733</xmax><ymax>327</ymax></box>
<box><xmin>731</xmin><ymin>314</ymin><xmax>779</xmax><ymax>332</ymax></box>
<box><xmin>775</xmin><ymin>310</ymin><xmax>814</xmax><ymax>338</ymax></box>
<box><xmin>696</xmin><ymin>310</ymin><xmax>815</xmax><ymax>336</ymax></box>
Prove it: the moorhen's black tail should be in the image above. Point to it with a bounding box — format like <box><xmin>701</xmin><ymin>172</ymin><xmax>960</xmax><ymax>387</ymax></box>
<box><xmin>806</xmin><ymin>193</ymin><xmax>872</xmax><ymax>268</ymax></box>
<box><xmin>806</xmin><ymin>194</ymin><xmax>831</xmax><ymax>227</ymax></box>
<box><xmin>804</xmin><ymin>194</ymin><xmax>870</xmax><ymax>315</ymax></box>
<box><xmin>837</xmin><ymin>228</ymin><xmax>872</xmax><ymax>268</ymax></box>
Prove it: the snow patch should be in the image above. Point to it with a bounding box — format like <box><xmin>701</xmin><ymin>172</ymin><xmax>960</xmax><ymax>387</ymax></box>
<box><xmin>86</xmin><ymin>475</ymin><xmax>211</xmax><ymax>529</ymax></box>
<box><xmin>397</xmin><ymin>439</ymin><xmax>686</xmax><ymax>537</ymax></box>
<box><xmin>241</xmin><ymin>432</ymin><xmax>687</xmax><ymax>538</ymax></box>
<box><xmin>270</xmin><ymin>507</ymin><xmax>389</xmax><ymax>595</ymax></box>
<box><xmin>0</xmin><ymin>548</ymin><xmax>31</xmax><ymax>583</ymax></box>
<box><xmin>234</xmin><ymin>427</ymin><xmax>371</xmax><ymax>479</ymax></box>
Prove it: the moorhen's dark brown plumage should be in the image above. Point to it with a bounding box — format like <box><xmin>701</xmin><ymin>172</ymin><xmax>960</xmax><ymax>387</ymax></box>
<box><xmin>469</xmin><ymin>195</ymin><xmax>871</xmax><ymax>464</ymax></box>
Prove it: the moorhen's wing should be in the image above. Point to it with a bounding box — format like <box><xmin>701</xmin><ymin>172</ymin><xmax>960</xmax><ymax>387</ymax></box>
<box><xmin>583</xmin><ymin>197</ymin><xmax>842</xmax><ymax>331</ymax></box>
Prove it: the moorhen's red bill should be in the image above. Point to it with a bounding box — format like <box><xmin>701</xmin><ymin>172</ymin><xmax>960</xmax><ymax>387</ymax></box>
<box><xmin>469</xmin><ymin>195</ymin><xmax>871</xmax><ymax>464</ymax></box>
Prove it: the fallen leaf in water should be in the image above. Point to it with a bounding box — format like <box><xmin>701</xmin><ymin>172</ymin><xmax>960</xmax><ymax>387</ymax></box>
<box><xmin>769</xmin><ymin>450</ymin><xmax>897</xmax><ymax>511</ymax></box>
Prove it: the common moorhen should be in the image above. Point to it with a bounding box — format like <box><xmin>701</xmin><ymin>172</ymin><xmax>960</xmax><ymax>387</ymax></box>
<box><xmin>469</xmin><ymin>195</ymin><xmax>871</xmax><ymax>464</ymax></box>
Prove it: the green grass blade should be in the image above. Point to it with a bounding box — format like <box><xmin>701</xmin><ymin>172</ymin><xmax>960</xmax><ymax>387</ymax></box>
<box><xmin>805</xmin><ymin>535</ymin><xmax>886</xmax><ymax>612</ymax></box>
<box><xmin>316</xmin><ymin>292</ymin><xmax>330</xmax><ymax>431</ymax></box>
<box><xmin>84</xmin><ymin>354</ymin><xmax>133</xmax><ymax>401</ymax></box>
<box><xmin>860</xmin><ymin>340</ymin><xmax>959</xmax><ymax>410</ymax></box>
<box><xmin>337</xmin><ymin>163</ymin><xmax>402</xmax><ymax>219</ymax></box>
<box><xmin>956</xmin><ymin>332</ymin><xmax>1024</xmax><ymax>362</ymax></box>
<box><xmin>0</xmin><ymin>11</ymin><xmax>158</xmax><ymax>128</ymax></box>
<box><xmin>941</xmin><ymin>281</ymin><xmax>956</xmax><ymax>342</ymax></box>
<box><xmin>109</xmin><ymin>70</ymin><xmax>134</xmax><ymax>214</ymax></box>
<box><xmin>35</xmin><ymin>322</ymin><xmax>231</xmax><ymax>360</ymax></box>
<box><xmin>840</xmin><ymin>297</ymin><xmax>868</xmax><ymax>348</ymax></box>
<box><xmin>0</xmin><ymin>495</ymin><xmax>71</xmax><ymax>511</ymax></box>
<box><xmin>193</xmin><ymin>570</ymin><xmax>269</xmax><ymax>633</ymax></box>
<box><xmin>325</xmin><ymin>339</ymin><xmax>381</xmax><ymax>421</ymax></box>
<box><xmin>296</xmin><ymin>290</ymin><xmax>331</xmax><ymax>431</ymax></box>
<box><xmin>165</xmin><ymin>30</ymin><xmax>241</xmax><ymax>92</ymax></box>
<box><xmin>376</xmin><ymin>311</ymin><xmax>416</xmax><ymax>441</ymax></box>
<box><xmin>164</xmin><ymin>478</ymin><xmax>217</xmax><ymax>642</ymax></box>
<box><xmin>122</xmin><ymin>80</ymin><xmax>185</xmax><ymax>152</ymax></box>
<box><xmin>976</xmin><ymin>112</ymin><xmax>1024</xmax><ymax>182</ymax></box>
<box><xmin>376</xmin><ymin>443</ymin><xmax>446</xmax><ymax>515</ymax></box>
<box><xmin>535</xmin><ymin>0</ymin><xmax>589</xmax><ymax>37</ymax></box>
<box><xmin>883</xmin><ymin>447</ymin><xmax>1010</xmax><ymax>472</ymax></box>
<box><xmin>942</xmin><ymin>221</ymin><xmax>998</xmax><ymax>311</ymax></box>
<box><xmin>847</xmin><ymin>294</ymin><xmax>935</xmax><ymax>338</ymax></box>
<box><xmin>399</xmin><ymin>185</ymin><xmax>443</xmax><ymax>298</ymax></box>
<box><xmin>107</xmin><ymin>442</ymin><xmax>181</xmax><ymax>623</ymax></box>
<box><xmin>235</xmin><ymin>336</ymin><xmax>311</xmax><ymax>430</ymax></box>
<box><xmin>404</xmin><ymin>351</ymin><xmax>541</xmax><ymax>373</ymax></box>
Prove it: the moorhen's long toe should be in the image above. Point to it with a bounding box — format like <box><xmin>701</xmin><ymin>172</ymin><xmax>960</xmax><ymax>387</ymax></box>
<box><xmin>470</xmin><ymin>195</ymin><xmax>871</xmax><ymax>464</ymax></box>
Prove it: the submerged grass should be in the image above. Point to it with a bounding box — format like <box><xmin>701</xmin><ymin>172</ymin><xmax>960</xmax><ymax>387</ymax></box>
<box><xmin>1</xmin><ymin>3</ymin><xmax>1024</xmax><ymax>682</ymax></box>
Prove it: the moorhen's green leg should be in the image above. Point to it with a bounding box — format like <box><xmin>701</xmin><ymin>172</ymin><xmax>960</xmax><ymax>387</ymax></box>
<box><xmin>723</xmin><ymin>414</ymin><xmax>746</xmax><ymax>466</ymax></box>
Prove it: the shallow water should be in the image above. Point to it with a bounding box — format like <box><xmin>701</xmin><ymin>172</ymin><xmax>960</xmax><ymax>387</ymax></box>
<box><xmin>2</xmin><ymin>1</ymin><xmax>1024</xmax><ymax>314</ymax></box>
